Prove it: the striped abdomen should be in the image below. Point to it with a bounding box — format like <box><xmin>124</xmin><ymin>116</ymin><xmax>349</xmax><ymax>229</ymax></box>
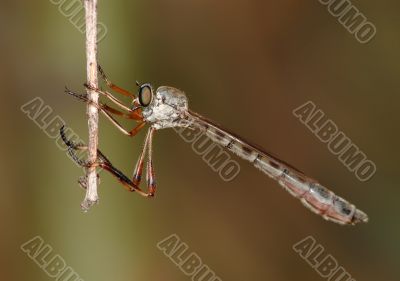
<box><xmin>187</xmin><ymin>110</ymin><xmax>368</xmax><ymax>225</ymax></box>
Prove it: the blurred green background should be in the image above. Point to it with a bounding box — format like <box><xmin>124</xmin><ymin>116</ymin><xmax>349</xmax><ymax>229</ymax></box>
<box><xmin>1</xmin><ymin>0</ymin><xmax>399</xmax><ymax>280</ymax></box>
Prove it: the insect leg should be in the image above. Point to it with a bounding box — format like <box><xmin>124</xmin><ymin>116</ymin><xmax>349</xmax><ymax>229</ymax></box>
<box><xmin>98</xmin><ymin>64</ymin><xmax>136</xmax><ymax>98</ymax></box>
<box><xmin>132</xmin><ymin>127</ymin><xmax>152</xmax><ymax>186</ymax></box>
<box><xmin>60</xmin><ymin>126</ymin><xmax>153</xmax><ymax>197</ymax></box>
<box><xmin>79</xmin><ymin>85</ymin><xmax>142</xmax><ymax>120</ymax></box>
<box><xmin>65</xmin><ymin>88</ymin><xmax>146</xmax><ymax>136</ymax></box>
<box><xmin>66</xmin><ymin>88</ymin><xmax>134</xmax><ymax>118</ymax></box>
<box><xmin>131</xmin><ymin>127</ymin><xmax>157</xmax><ymax>196</ymax></box>
<box><xmin>99</xmin><ymin>109</ymin><xmax>146</xmax><ymax>137</ymax></box>
<box><xmin>146</xmin><ymin>127</ymin><xmax>157</xmax><ymax>196</ymax></box>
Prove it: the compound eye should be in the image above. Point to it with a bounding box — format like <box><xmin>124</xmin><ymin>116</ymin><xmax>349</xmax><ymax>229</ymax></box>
<box><xmin>138</xmin><ymin>85</ymin><xmax>153</xmax><ymax>107</ymax></box>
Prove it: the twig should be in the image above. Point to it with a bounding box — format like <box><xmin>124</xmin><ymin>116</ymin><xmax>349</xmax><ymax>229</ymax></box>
<box><xmin>82</xmin><ymin>0</ymin><xmax>99</xmax><ymax>211</ymax></box>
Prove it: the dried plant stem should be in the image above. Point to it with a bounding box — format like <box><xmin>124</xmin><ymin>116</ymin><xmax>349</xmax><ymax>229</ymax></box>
<box><xmin>82</xmin><ymin>0</ymin><xmax>99</xmax><ymax>211</ymax></box>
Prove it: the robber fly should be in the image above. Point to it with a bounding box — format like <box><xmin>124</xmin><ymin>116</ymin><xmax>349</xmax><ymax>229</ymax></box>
<box><xmin>60</xmin><ymin>65</ymin><xmax>368</xmax><ymax>225</ymax></box>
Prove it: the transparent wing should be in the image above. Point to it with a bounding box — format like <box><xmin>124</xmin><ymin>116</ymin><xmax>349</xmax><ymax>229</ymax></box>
<box><xmin>186</xmin><ymin>110</ymin><xmax>368</xmax><ymax>225</ymax></box>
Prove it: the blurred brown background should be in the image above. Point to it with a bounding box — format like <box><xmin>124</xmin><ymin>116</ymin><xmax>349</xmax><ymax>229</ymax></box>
<box><xmin>1</xmin><ymin>0</ymin><xmax>399</xmax><ymax>280</ymax></box>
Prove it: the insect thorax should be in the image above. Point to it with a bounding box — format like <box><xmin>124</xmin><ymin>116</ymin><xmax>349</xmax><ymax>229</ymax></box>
<box><xmin>142</xmin><ymin>86</ymin><xmax>190</xmax><ymax>130</ymax></box>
